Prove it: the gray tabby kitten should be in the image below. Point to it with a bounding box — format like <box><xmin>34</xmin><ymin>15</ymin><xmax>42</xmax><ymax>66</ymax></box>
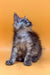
<box><xmin>6</xmin><ymin>13</ymin><xmax>42</xmax><ymax>66</ymax></box>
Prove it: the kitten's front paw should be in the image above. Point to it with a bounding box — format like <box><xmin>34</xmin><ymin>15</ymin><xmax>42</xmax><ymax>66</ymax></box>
<box><xmin>24</xmin><ymin>59</ymin><xmax>32</xmax><ymax>66</ymax></box>
<box><xmin>6</xmin><ymin>60</ymin><xmax>14</xmax><ymax>65</ymax></box>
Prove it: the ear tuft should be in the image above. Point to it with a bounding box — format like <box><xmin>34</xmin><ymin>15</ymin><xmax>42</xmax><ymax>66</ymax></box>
<box><xmin>14</xmin><ymin>13</ymin><xmax>20</xmax><ymax>22</ymax></box>
<box><xmin>24</xmin><ymin>16</ymin><xmax>27</xmax><ymax>19</ymax></box>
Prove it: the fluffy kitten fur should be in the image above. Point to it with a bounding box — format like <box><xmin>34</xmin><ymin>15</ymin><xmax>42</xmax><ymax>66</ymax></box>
<box><xmin>6</xmin><ymin>13</ymin><xmax>42</xmax><ymax>66</ymax></box>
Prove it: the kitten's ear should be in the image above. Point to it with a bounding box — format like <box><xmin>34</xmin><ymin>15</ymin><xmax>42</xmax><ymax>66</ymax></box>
<box><xmin>14</xmin><ymin>13</ymin><xmax>20</xmax><ymax>22</ymax></box>
<box><xmin>24</xmin><ymin>16</ymin><xmax>27</xmax><ymax>19</ymax></box>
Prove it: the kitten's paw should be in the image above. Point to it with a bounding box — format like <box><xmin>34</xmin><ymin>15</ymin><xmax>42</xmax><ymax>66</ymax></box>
<box><xmin>24</xmin><ymin>59</ymin><xmax>32</xmax><ymax>66</ymax></box>
<box><xmin>6</xmin><ymin>60</ymin><xmax>14</xmax><ymax>65</ymax></box>
<box><xmin>32</xmin><ymin>56</ymin><xmax>38</xmax><ymax>63</ymax></box>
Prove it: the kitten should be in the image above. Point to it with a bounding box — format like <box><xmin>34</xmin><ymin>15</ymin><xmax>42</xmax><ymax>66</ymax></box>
<box><xmin>6</xmin><ymin>13</ymin><xmax>42</xmax><ymax>66</ymax></box>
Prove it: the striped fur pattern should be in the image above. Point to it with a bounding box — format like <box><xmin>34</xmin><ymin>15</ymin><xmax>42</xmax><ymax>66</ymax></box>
<box><xmin>6</xmin><ymin>13</ymin><xmax>42</xmax><ymax>66</ymax></box>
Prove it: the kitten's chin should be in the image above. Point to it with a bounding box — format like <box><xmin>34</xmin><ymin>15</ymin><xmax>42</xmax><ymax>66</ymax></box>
<box><xmin>25</xmin><ymin>27</ymin><xmax>32</xmax><ymax>32</ymax></box>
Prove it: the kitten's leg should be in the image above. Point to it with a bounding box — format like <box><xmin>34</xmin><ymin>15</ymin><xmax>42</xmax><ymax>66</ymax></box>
<box><xmin>24</xmin><ymin>46</ymin><xmax>32</xmax><ymax>66</ymax></box>
<box><xmin>32</xmin><ymin>45</ymin><xmax>42</xmax><ymax>63</ymax></box>
<box><xmin>6</xmin><ymin>46</ymin><xmax>18</xmax><ymax>65</ymax></box>
<box><xmin>24</xmin><ymin>54</ymin><xmax>32</xmax><ymax>66</ymax></box>
<box><xmin>32</xmin><ymin>56</ymin><xmax>39</xmax><ymax>62</ymax></box>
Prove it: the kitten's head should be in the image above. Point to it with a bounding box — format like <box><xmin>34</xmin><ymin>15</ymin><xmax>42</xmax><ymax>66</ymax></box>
<box><xmin>14</xmin><ymin>13</ymin><xmax>32</xmax><ymax>31</ymax></box>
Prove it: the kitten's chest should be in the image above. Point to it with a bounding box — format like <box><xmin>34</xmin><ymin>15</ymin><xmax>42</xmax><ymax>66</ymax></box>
<box><xmin>16</xmin><ymin>32</ymin><xmax>28</xmax><ymax>49</ymax></box>
<box><xmin>17</xmin><ymin>32</ymin><xmax>28</xmax><ymax>42</ymax></box>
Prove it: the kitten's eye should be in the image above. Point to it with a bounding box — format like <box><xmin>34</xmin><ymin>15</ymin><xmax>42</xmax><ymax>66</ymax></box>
<box><xmin>21</xmin><ymin>19</ymin><xmax>24</xmax><ymax>22</ymax></box>
<box><xmin>24</xmin><ymin>21</ymin><xmax>27</xmax><ymax>24</ymax></box>
<box><xmin>21</xmin><ymin>19</ymin><xmax>27</xmax><ymax>24</ymax></box>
